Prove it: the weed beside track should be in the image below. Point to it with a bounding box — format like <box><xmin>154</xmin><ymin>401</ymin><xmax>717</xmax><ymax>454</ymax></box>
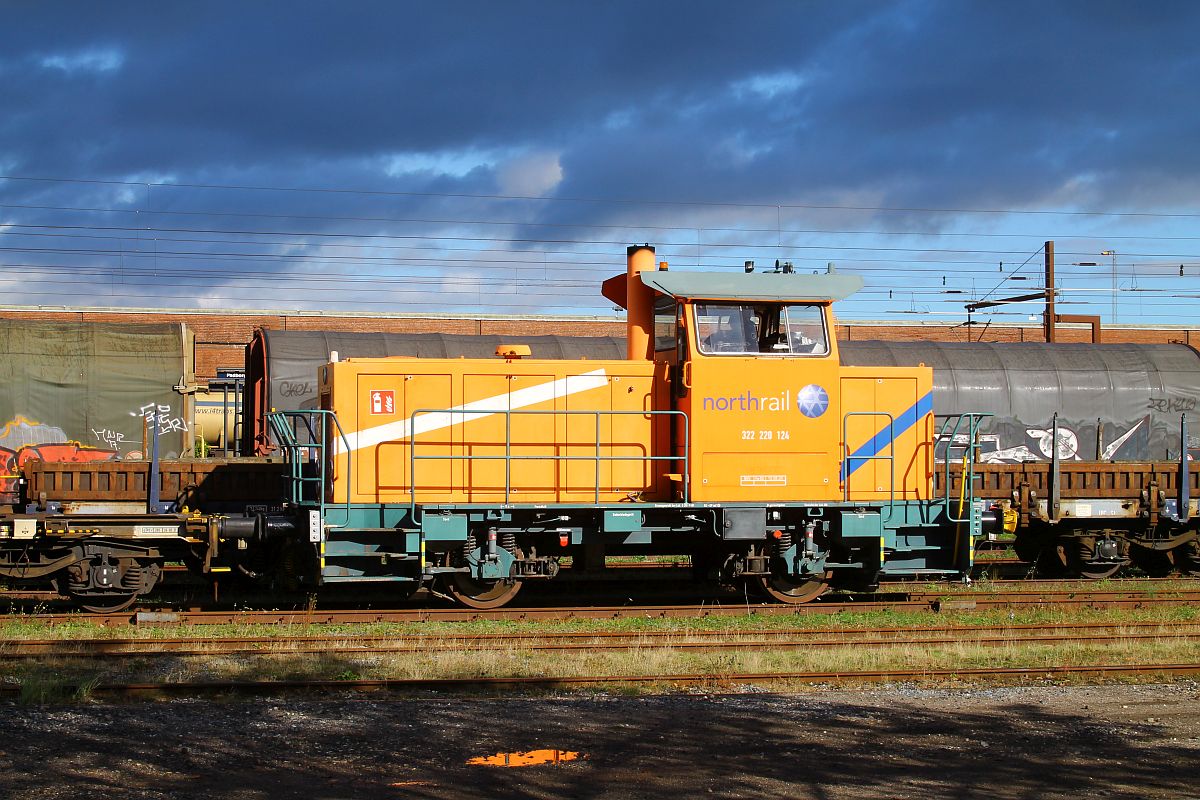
<box><xmin>4</xmin><ymin>602</ymin><xmax>1200</xmax><ymax>701</ymax></box>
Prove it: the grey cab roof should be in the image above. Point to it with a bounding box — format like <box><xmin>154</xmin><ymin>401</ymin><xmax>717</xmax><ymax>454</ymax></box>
<box><xmin>639</xmin><ymin>269</ymin><xmax>864</xmax><ymax>302</ymax></box>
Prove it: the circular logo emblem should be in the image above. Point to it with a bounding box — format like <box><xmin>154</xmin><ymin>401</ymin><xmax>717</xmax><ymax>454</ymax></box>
<box><xmin>796</xmin><ymin>384</ymin><xmax>829</xmax><ymax>418</ymax></box>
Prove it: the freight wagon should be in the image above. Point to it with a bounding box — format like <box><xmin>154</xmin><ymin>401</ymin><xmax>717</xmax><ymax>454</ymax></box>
<box><xmin>0</xmin><ymin>320</ymin><xmax>195</xmax><ymax>503</ymax></box>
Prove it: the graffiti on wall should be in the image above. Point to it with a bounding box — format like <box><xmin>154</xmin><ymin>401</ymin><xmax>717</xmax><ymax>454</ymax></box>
<box><xmin>0</xmin><ymin>416</ymin><xmax>119</xmax><ymax>498</ymax></box>
<box><xmin>1148</xmin><ymin>395</ymin><xmax>1197</xmax><ymax>413</ymax></box>
<box><xmin>935</xmin><ymin>416</ymin><xmax>1161</xmax><ymax>464</ymax></box>
<box><xmin>92</xmin><ymin>428</ymin><xmax>127</xmax><ymax>449</ymax></box>
<box><xmin>0</xmin><ymin>402</ymin><xmax>189</xmax><ymax>498</ymax></box>
<box><xmin>130</xmin><ymin>403</ymin><xmax>190</xmax><ymax>435</ymax></box>
<box><xmin>934</xmin><ymin>414</ymin><xmax>1200</xmax><ymax>464</ymax></box>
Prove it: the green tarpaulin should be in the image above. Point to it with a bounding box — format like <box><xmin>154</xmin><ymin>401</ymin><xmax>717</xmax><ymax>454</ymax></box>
<box><xmin>0</xmin><ymin>320</ymin><xmax>194</xmax><ymax>462</ymax></box>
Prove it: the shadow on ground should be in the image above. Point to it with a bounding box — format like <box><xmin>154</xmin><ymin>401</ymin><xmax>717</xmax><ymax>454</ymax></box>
<box><xmin>0</xmin><ymin>684</ymin><xmax>1195</xmax><ymax>799</ymax></box>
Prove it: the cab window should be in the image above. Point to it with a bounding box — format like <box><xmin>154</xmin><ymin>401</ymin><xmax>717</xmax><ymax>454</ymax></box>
<box><xmin>780</xmin><ymin>304</ymin><xmax>829</xmax><ymax>355</ymax></box>
<box><xmin>695</xmin><ymin>302</ymin><xmax>828</xmax><ymax>356</ymax></box>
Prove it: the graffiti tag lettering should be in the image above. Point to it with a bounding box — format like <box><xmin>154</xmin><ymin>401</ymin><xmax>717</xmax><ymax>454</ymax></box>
<box><xmin>1148</xmin><ymin>396</ymin><xmax>1197</xmax><ymax>413</ymax></box>
<box><xmin>91</xmin><ymin>428</ymin><xmax>126</xmax><ymax>448</ymax></box>
<box><xmin>130</xmin><ymin>403</ymin><xmax>190</xmax><ymax>435</ymax></box>
<box><xmin>279</xmin><ymin>381</ymin><xmax>313</xmax><ymax>398</ymax></box>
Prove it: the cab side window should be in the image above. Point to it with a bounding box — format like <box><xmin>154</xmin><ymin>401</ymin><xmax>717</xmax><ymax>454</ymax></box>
<box><xmin>782</xmin><ymin>305</ymin><xmax>829</xmax><ymax>355</ymax></box>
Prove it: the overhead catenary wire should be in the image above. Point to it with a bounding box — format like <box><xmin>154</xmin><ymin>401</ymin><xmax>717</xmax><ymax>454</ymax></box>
<box><xmin>9</xmin><ymin>200</ymin><xmax>1200</xmax><ymax>243</ymax></box>
<box><xmin>7</xmin><ymin>173</ymin><xmax>1200</xmax><ymax>219</ymax></box>
<box><xmin>2</xmin><ymin>174</ymin><xmax>1199</xmax><ymax>320</ymax></box>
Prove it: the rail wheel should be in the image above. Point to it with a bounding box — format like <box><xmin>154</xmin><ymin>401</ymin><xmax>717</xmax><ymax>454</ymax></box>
<box><xmin>57</xmin><ymin>551</ymin><xmax>162</xmax><ymax>613</ymax></box>
<box><xmin>74</xmin><ymin>590</ymin><xmax>142</xmax><ymax>614</ymax></box>
<box><xmin>755</xmin><ymin>572</ymin><xmax>831</xmax><ymax>605</ymax></box>
<box><xmin>1071</xmin><ymin>536</ymin><xmax>1125</xmax><ymax>580</ymax></box>
<box><xmin>443</xmin><ymin>573</ymin><xmax>523</xmax><ymax>609</ymax></box>
<box><xmin>1076</xmin><ymin>560</ymin><xmax>1122</xmax><ymax>580</ymax></box>
<box><xmin>443</xmin><ymin>542</ymin><xmax>525</xmax><ymax>609</ymax></box>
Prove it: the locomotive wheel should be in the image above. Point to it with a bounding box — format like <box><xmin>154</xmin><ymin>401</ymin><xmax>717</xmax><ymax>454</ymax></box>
<box><xmin>755</xmin><ymin>571</ymin><xmax>831</xmax><ymax>605</ymax></box>
<box><xmin>443</xmin><ymin>544</ymin><xmax>525</xmax><ymax>609</ymax></box>
<box><xmin>53</xmin><ymin>577</ymin><xmax>143</xmax><ymax>614</ymax></box>
<box><xmin>57</xmin><ymin>556</ymin><xmax>162</xmax><ymax>613</ymax></box>
<box><xmin>443</xmin><ymin>573</ymin><xmax>523</xmax><ymax>609</ymax></box>
<box><xmin>1071</xmin><ymin>540</ymin><xmax>1124</xmax><ymax>580</ymax></box>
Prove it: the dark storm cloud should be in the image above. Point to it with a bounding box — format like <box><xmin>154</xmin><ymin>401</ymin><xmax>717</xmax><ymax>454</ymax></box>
<box><xmin>1</xmin><ymin>1</ymin><xmax>852</xmax><ymax>176</ymax></box>
<box><xmin>548</xmin><ymin>1</ymin><xmax>1200</xmax><ymax>221</ymax></box>
<box><xmin>4</xmin><ymin>1</ymin><xmax>1197</xmax><ymax>207</ymax></box>
<box><xmin>1</xmin><ymin>0</ymin><xmax>1198</xmax><ymax>313</ymax></box>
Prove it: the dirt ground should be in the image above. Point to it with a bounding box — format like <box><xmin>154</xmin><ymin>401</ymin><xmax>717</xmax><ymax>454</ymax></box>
<box><xmin>0</xmin><ymin>683</ymin><xmax>1197</xmax><ymax>799</ymax></box>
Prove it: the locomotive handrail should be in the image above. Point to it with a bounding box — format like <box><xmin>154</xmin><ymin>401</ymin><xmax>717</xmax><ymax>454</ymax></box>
<box><xmin>936</xmin><ymin>412</ymin><xmax>992</xmax><ymax>524</ymax></box>
<box><xmin>265</xmin><ymin>409</ymin><xmax>352</xmax><ymax>530</ymax></box>
<box><xmin>406</xmin><ymin>408</ymin><xmax>689</xmax><ymax>519</ymax></box>
<box><xmin>842</xmin><ymin>411</ymin><xmax>895</xmax><ymax>522</ymax></box>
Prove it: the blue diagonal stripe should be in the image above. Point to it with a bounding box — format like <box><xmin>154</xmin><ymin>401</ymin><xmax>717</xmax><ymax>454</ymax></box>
<box><xmin>841</xmin><ymin>391</ymin><xmax>934</xmax><ymax>481</ymax></box>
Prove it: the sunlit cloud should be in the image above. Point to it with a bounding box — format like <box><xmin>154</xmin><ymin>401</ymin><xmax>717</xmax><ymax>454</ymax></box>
<box><xmin>732</xmin><ymin>70</ymin><xmax>807</xmax><ymax>100</ymax></box>
<box><xmin>496</xmin><ymin>151</ymin><xmax>563</xmax><ymax>197</ymax></box>
<box><xmin>383</xmin><ymin>148</ymin><xmax>503</xmax><ymax>179</ymax></box>
<box><xmin>38</xmin><ymin>47</ymin><xmax>125</xmax><ymax>74</ymax></box>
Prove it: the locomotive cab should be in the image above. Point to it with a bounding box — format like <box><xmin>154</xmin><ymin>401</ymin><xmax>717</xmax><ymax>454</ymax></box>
<box><xmin>624</xmin><ymin>259</ymin><xmax>935</xmax><ymax>507</ymax></box>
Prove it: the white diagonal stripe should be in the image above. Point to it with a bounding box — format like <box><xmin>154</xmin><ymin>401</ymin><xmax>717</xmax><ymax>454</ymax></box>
<box><xmin>341</xmin><ymin>367</ymin><xmax>609</xmax><ymax>454</ymax></box>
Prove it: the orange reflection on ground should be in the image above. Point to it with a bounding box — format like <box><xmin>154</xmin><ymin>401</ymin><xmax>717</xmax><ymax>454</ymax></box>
<box><xmin>467</xmin><ymin>749</ymin><xmax>582</xmax><ymax>767</ymax></box>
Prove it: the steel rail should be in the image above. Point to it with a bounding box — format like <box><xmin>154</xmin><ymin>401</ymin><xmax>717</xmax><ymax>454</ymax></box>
<box><xmin>5</xmin><ymin>629</ymin><xmax>1200</xmax><ymax>660</ymax></box>
<box><xmin>5</xmin><ymin>588</ymin><xmax>1200</xmax><ymax>627</ymax></box>
<box><xmin>6</xmin><ymin>618</ymin><xmax>1200</xmax><ymax>655</ymax></box>
<box><xmin>2</xmin><ymin>576</ymin><xmax>1195</xmax><ymax>610</ymax></box>
<box><xmin>4</xmin><ymin>663</ymin><xmax>1199</xmax><ymax>698</ymax></box>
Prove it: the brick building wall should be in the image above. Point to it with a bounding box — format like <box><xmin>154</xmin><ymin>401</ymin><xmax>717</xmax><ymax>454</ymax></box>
<box><xmin>0</xmin><ymin>307</ymin><xmax>1195</xmax><ymax>380</ymax></box>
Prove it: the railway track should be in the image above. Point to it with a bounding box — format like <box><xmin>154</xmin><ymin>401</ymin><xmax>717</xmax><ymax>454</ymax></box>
<box><xmin>4</xmin><ymin>579</ymin><xmax>1199</xmax><ymax>625</ymax></box>
<box><xmin>7</xmin><ymin>586</ymin><xmax>1197</xmax><ymax>701</ymax></box>
<box><xmin>5</xmin><ymin>620</ymin><xmax>1200</xmax><ymax>659</ymax></box>
<box><xmin>3</xmin><ymin>590</ymin><xmax>1198</xmax><ymax>627</ymax></box>
<box><xmin>3</xmin><ymin>663</ymin><xmax>1198</xmax><ymax>699</ymax></box>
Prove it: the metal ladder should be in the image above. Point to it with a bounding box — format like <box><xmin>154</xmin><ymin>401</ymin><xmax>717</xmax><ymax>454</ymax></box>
<box><xmin>265</xmin><ymin>409</ymin><xmax>351</xmax><ymax>529</ymax></box>
<box><xmin>936</xmin><ymin>412</ymin><xmax>992</xmax><ymax>571</ymax></box>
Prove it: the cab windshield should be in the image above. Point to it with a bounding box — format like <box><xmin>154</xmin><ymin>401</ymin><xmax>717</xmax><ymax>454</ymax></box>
<box><xmin>695</xmin><ymin>302</ymin><xmax>828</xmax><ymax>356</ymax></box>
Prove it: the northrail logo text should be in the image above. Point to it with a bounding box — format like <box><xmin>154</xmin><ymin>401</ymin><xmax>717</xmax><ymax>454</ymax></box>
<box><xmin>702</xmin><ymin>390</ymin><xmax>791</xmax><ymax>412</ymax></box>
<box><xmin>701</xmin><ymin>385</ymin><xmax>829</xmax><ymax>418</ymax></box>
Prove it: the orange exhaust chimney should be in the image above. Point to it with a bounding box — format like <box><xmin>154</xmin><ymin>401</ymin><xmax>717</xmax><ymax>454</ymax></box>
<box><xmin>626</xmin><ymin>244</ymin><xmax>655</xmax><ymax>360</ymax></box>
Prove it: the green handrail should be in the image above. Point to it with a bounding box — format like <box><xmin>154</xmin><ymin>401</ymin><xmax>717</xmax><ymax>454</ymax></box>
<box><xmin>265</xmin><ymin>410</ymin><xmax>352</xmax><ymax>529</ymax></box>
<box><xmin>405</xmin><ymin>408</ymin><xmax>690</xmax><ymax>521</ymax></box>
<box><xmin>842</xmin><ymin>411</ymin><xmax>896</xmax><ymax>522</ymax></box>
<box><xmin>936</xmin><ymin>412</ymin><xmax>992</xmax><ymax>523</ymax></box>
